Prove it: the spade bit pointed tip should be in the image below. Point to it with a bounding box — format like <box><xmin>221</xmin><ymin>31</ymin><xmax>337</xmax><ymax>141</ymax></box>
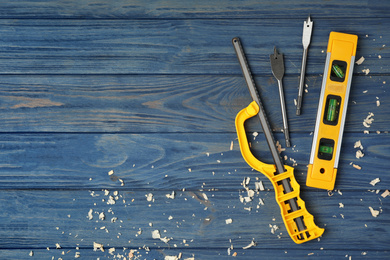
<box><xmin>273</xmin><ymin>46</ymin><xmax>278</xmax><ymax>57</ymax></box>
<box><xmin>303</xmin><ymin>15</ymin><xmax>313</xmax><ymax>48</ymax></box>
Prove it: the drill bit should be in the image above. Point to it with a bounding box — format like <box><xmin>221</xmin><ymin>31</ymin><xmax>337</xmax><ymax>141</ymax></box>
<box><xmin>270</xmin><ymin>47</ymin><xmax>291</xmax><ymax>147</ymax></box>
<box><xmin>296</xmin><ymin>15</ymin><xmax>313</xmax><ymax>115</ymax></box>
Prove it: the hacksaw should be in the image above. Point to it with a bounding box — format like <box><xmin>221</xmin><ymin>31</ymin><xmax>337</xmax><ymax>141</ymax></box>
<box><xmin>232</xmin><ymin>37</ymin><xmax>324</xmax><ymax>244</ymax></box>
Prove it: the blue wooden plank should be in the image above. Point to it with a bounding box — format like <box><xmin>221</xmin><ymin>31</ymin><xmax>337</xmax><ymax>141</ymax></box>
<box><xmin>0</xmin><ymin>0</ymin><xmax>388</xmax><ymax>19</ymax></box>
<box><xmin>1</xmin><ymin>248</ymin><xmax>389</xmax><ymax>260</ymax></box>
<box><xmin>0</xmin><ymin>133</ymin><xmax>387</xmax><ymax>190</ymax></box>
<box><xmin>0</xmin><ymin>190</ymin><xmax>388</xmax><ymax>251</ymax></box>
<box><xmin>0</xmin><ymin>0</ymin><xmax>388</xmax><ymax>259</ymax></box>
<box><xmin>0</xmin><ymin>19</ymin><xmax>388</xmax><ymax>75</ymax></box>
<box><xmin>0</xmin><ymin>75</ymin><xmax>388</xmax><ymax>133</ymax></box>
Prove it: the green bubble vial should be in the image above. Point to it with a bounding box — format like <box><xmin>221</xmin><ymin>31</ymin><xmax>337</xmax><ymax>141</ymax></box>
<box><xmin>319</xmin><ymin>145</ymin><xmax>333</xmax><ymax>154</ymax></box>
<box><xmin>332</xmin><ymin>64</ymin><xmax>345</xmax><ymax>78</ymax></box>
<box><xmin>326</xmin><ymin>98</ymin><xmax>338</xmax><ymax>122</ymax></box>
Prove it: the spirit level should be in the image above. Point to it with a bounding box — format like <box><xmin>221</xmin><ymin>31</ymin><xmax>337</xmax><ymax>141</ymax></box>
<box><xmin>307</xmin><ymin>32</ymin><xmax>358</xmax><ymax>190</ymax></box>
<box><xmin>232</xmin><ymin>37</ymin><xmax>324</xmax><ymax>244</ymax></box>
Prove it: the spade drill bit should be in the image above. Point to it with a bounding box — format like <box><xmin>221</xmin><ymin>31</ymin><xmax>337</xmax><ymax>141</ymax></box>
<box><xmin>296</xmin><ymin>16</ymin><xmax>313</xmax><ymax>115</ymax></box>
<box><xmin>270</xmin><ymin>47</ymin><xmax>291</xmax><ymax>147</ymax></box>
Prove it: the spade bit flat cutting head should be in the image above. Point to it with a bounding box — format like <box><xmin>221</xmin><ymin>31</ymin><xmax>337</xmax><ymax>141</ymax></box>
<box><xmin>270</xmin><ymin>47</ymin><xmax>284</xmax><ymax>80</ymax></box>
<box><xmin>270</xmin><ymin>47</ymin><xmax>290</xmax><ymax>147</ymax></box>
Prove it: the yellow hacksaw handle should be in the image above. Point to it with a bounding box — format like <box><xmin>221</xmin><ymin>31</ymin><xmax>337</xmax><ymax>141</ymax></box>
<box><xmin>235</xmin><ymin>101</ymin><xmax>324</xmax><ymax>244</ymax></box>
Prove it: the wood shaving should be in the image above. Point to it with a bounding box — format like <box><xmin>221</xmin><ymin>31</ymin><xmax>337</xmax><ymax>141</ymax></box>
<box><xmin>99</xmin><ymin>212</ymin><xmax>105</xmax><ymax>221</ymax></box>
<box><xmin>381</xmin><ymin>190</ymin><xmax>389</xmax><ymax>198</ymax></box>
<box><xmin>55</xmin><ymin>243</ymin><xmax>61</xmax><ymax>249</ymax></box>
<box><xmin>368</xmin><ymin>206</ymin><xmax>380</xmax><ymax>217</ymax></box>
<box><xmin>225</xmin><ymin>218</ymin><xmax>233</xmax><ymax>224</ymax></box>
<box><xmin>339</xmin><ymin>203</ymin><xmax>344</xmax><ymax>208</ymax></box>
<box><xmin>362</xmin><ymin>68</ymin><xmax>370</xmax><ymax>75</ymax></box>
<box><xmin>242</xmin><ymin>240</ymin><xmax>256</xmax><ymax>249</ymax></box>
<box><xmin>247</xmin><ymin>189</ymin><xmax>255</xmax><ymax>198</ymax></box>
<box><xmin>354</xmin><ymin>140</ymin><xmax>363</xmax><ymax>149</ymax></box>
<box><xmin>166</xmin><ymin>191</ymin><xmax>175</xmax><ymax>199</ymax></box>
<box><xmin>165</xmin><ymin>256</ymin><xmax>179</xmax><ymax>260</ymax></box>
<box><xmin>363</xmin><ymin>112</ymin><xmax>374</xmax><ymax>128</ymax></box>
<box><xmin>152</xmin><ymin>230</ymin><xmax>161</xmax><ymax>239</ymax></box>
<box><xmin>355</xmin><ymin>56</ymin><xmax>365</xmax><ymax>65</ymax></box>
<box><xmin>230</xmin><ymin>141</ymin><xmax>234</xmax><ymax>150</ymax></box>
<box><xmin>370</xmin><ymin>178</ymin><xmax>380</xmax><ymax>186</ymax></box>
<box><xmin>202</xmin><ymin>193</ymin><xmax>208</xmax><ymax>201</ymax></box>
<box><xmin>87</xmin><ymin>209</ymin><xmax>93</xmax><ymax>220</ymax></box>
<box><xmin>108</xmin><ymin>170</ymin><xmax>114</xmax><ymax>176</ymax></box>
<box><xmin>255</xmin><ymin>181</ymin><xmax>265</xmax><ymax>191</ymax></box>
<box><xmin>93</xmin><ymin>242</ymin><xmax>104</xmax><ymax>252</ymax></box>
<box><xmin>244</xmin><ymin>197</ymin><xmax>252</xmax><ymax>203</ymax></box>
<box><xmin>160</xmin><ymin>237</ymin><xmax>171</xmax><ymax>244</ymax></box>
<box><xmin>356</xmin><ymin>150</ymin><xmax>364</xmax><ymax>159</ymax></box>
<box><xmin>107</xmin><ymin>196</ymin><xmax>116</xmax><ymax>205</ymax></box>
<box><xmin>108</xmin><ymin>247</ymin><xmax>115</xmax><ymax>255</ymax></box>
<box><xmin>269</xmin><ymin>224</ymin><xmax>279</xmax><ymax>234</ymax></box>
<box><xmin>146</xmin><ymin>193</ymin><xmax>154</xmax><ymax>202</ymax></box>
<box><xmin>352</xmin><ymin>164</ymin><xmax>361</xmax><ymax>170</ymax></box>
<box><xmin>242</xmin><ymin>177</ymin><xmax>250</xmax><ymax>190</ymax></box>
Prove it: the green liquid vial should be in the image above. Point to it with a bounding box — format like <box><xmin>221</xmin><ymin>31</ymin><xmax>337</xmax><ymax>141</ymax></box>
<box><xmin>332</xmin><ymin>65</ymin><xmax>345</xmax><ymax>78</ymax></box>
<box><xmin>326</xmin><ymin>98</ymin><xmax>338</xmax><ymax>122</ymax></box>
<box><xmin>319</xmin><ymin>145</ymin><xmax>333</xmax><ymax>154</ymax></box>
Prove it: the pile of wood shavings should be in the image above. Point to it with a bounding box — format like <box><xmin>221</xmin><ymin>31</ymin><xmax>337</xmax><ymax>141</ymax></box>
<box><xmin>363</xmin><ymin>113</ymin><xmax>374</xmax><ymax>128</ymax></box>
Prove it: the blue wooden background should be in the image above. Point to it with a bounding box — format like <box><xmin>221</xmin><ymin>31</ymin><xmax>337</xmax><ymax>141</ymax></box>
<box><xmin>0</xmin><ymin>0</ymin><xmax>389</xmax><ymax>259</ymax></box>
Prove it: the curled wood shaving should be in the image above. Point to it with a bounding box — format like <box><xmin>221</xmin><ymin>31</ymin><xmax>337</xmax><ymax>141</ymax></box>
<box><xmin>242</xmin><ymin>240</ymin><xmax>256</xmax><ymax>249</ymax></box>
<box><xmin>370</xmin><ymin>178</ymin><xmax>380</xmax><ymax>186</ymax></box>
<box><xmin>356</xmin><ymin>150</ymin><xmax>364</xmax><ymax>159</ymax></box>
<box><xmin>368</xmin><ymin>206</ymin><xmax>380</xmax><ymax>217</ymax></box>
<box><xmin>354</xmin><ymin>140</ymin><xmax>363</xmax><ymax>149</ymax></box>
<box><xmin>93</xmin><ymin>242</ymin><xmax>104</xmax><ymax>252</ymax></box>
<box><xmin>363</xmin><ymin>113</ymin><xmax>374</xmax><ymax>128</ymax></box>
<box><xmin>166</xmin><ymin>191</ymin><xmax>175</xmax><ymax>199</ymax></box>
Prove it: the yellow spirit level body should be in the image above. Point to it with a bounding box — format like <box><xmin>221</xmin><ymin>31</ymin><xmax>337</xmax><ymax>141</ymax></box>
<box><xmin>307</xmin><ymin>32</ymin><xmax>358</xmax><ymax>190</ymax></box>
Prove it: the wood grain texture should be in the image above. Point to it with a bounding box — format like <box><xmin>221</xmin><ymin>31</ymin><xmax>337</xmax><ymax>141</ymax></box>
<box><xmin>0</xmin><ymin>190</ymin><xmax>388</xmax><ymax>251</ymax></box>
<box><xmin>1</xmin><ymin>249</ymin><xmax>389</xmax><ymax>260</ymax></box>
<box><xmin>0</xmin><ymin>75</ymin><xmax>388</xmax><ymax>133</ymax></box>
<box><xmin>0</xmin><ymin>19</ymin><xmax>388</xmax><ymax>75</ymax></box>
<box><xmin>0</xmin><ymin>0</ymin><xmax>389</xmax><ymax>19</ymax></box>
<box><xmin>0</xmin><ymin>133</ymin><xmax>388</xmax><ymax>190</ymax></box>
<box><xmin>0</xmin><ymin>0</ymin><xmax>389</xmax><ymax>258</ymax></box>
